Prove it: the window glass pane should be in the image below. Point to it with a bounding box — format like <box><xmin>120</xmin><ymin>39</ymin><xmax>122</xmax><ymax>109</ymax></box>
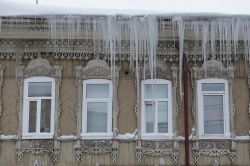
<box><xmin>40</xmin><ymin>99</ymin><xmax>51</xmax><ymax>132</ymax></box>
<box><xmin>87</xmin><ymin>102</ymin><xmax>107</xmax><ymax>132</ymax></box>
<box><xmin>203</xmin><ymin>95</ymin><xmax>224</xmax><ymax>134</ymax></box>
<box><xmin>86</xmin><ymin>84</ymin><xmax>109</xmax><ymax>98</ymax></box>
<box><xmin>158</xmin><ymin>101</ymin><xmax>168</xmax><ymax>133</ymax></box>
<box><xmin>28</xmin><ymin>82</ymin><xmax>52</xmax><ymax>97</ymax></box>
<box><xmin>145</xmin><ymin>101</ymin><xmax>155</xmax><ymax>133</ymax></box>
<box><xmin>145</xmin><ymin>84</ymin><xmax>168</xmax><ymax>99</ymax></box>
<box><xmin>29</xmin><ymin>101</ymin><xmax>37</xmax><ymax>133</ymax></box>
<box><xmin>202</xmin><ymin>83</ymin><xmax>225</xmax><ymax>91</ymax></box>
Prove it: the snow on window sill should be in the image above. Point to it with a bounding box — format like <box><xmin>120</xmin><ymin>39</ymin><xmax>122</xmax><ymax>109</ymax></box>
<box><xmin>141</xmin><ymin>133</ymin><xmax>174</xmax><ymax>140</ymax></box>
<box><xmin>22</xmin><ymin>133</ymin><xmax>54</xmax><ymax>139</ymax></box>
<box><xmin>198</xmin><ymin>133</ymin><xmax>231</xmax><ymax>140</ymax></box>
<box><xmin>81</xmin><ymin>133</ymin><xmax>113</xmax><ymax>140</ymax></box>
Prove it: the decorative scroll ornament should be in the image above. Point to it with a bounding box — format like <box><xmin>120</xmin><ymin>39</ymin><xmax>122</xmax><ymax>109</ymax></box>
<box><xmin>15</xmin><ymin>58</ymin><xmax>62</xmax><ymax>161</ymax></box>
<box><xmin>74</xmin><ymin>140</ymin><xmax>119</xmax><ymax>162</ymax></box>
<box><xmin>16</xmin><ymin>140</ymin><xmax>60</xmax><ymax>162</ymax></box>
<box><xmin>192</xmin><ymin>140</ymin><xmax>237</xmax><ymax>163</ymax></box>
<box><xmin>135</xmin><ymin>140</ymin><xmax>180</xmax><ymax>164</ymax></box>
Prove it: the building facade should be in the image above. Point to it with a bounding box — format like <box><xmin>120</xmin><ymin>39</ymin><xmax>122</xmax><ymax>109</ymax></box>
<box><xmin>0</xmin><ymin>16</ymin><xmax>249</xmax><ymax>166</ymax></box>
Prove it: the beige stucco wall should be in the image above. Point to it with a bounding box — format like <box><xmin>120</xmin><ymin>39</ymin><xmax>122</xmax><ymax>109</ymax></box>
<box><xmin>0</xmin><ymin>58</ymin><xmax>249</xmax><ymax>165</ymax></box>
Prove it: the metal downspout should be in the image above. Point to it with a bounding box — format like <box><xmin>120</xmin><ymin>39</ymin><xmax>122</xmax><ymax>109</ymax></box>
<box><xmin>175</xmin><ymin>42</ymin><xmax>190</xmax><ymax>166</ymax></box>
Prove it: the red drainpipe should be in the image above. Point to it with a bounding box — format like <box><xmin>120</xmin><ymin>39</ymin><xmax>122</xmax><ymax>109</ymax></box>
<box><xmin>183</xmin><ymin>55</ymin><xmax>190</xmax><ymax>166</ymax></box>
<box><xmin>175</xmin><ymin>42</ymin><xmax>190</xmax><ymax>165</ymax></box>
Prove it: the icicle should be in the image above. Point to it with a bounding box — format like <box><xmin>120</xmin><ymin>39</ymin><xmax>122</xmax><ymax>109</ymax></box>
<box><xmin>210</xmin><ymin>20</ymin><xmax>216</xmax><ymax>60</ymax></box>
<box><xmin>172</xmin><ymin>16</ymin><xmax>185</xmax><ymax>100</ymax></box>
<box><xmin>232</xmin><ymin>18</ymin><xmax>240</xmax><ymax>60</ymax></box>
<box><xmin>201</xmin><ymin>21</ymin><xmax>209</xmax><ymax>76</ymax></box>
<box><xmin>145</xmin><ymin>15</ymin><xmax>158</xmax><ymax>80</ymax></box>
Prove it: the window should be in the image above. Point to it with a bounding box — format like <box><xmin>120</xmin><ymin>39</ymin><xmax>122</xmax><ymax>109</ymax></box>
<box><xmin>197</xmin><ymin>79</ymin><xmax>230</xmax><ymax>139</ymax></box>
<box><xmin>22</xmin><ymin>77</ymin><xmax>55</xmax><ymax>139</ymax></box>
<box><xmin>82</xmin><ymin>79</ymin><xmax>113</xmax><ymax>138</ymax></box>
<box><xmin>141</xmin><ymin>79</ymin><xmax>173</xmax><ymax>138</ymax></box>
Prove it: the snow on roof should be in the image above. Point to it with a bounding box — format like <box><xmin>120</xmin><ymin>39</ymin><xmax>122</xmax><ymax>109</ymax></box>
<box><xmin>1</xmin><ymin>0</ymin><xmax>250</xmax><ymax>17</ymax></box>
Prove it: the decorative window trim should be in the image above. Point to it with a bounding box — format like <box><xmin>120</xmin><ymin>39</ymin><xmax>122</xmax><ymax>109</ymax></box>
<box><xmin>81</xmin><ymin>79</ymin><xmax>113</xmax><ymax>139</ymax></box>
<box><xmin>190</xmin><ymin>59</ymin><xmax>236</xmax><ymax>164</ymax></box>
<box><xmin>141</xmin><ymin>79</ymin><xmax>173</xmax><ymax>139</ymax></box>
<box><xmin>15</xmin><ymin>58</ymin><xmax>62</xmax><ymax>162</ymax></box>
<box><xmin>74</xmin><ymin>59</ymin><xmax>119</xmax><ymax>161</ymax></box>
<box><xmin>197</xmin><ymin>79</ymin><xmax>230</xmax><ymax>139</ymax></box>
<box><xmin>22</xmin><ymin>76</ymin><xmax>56</xmax><ymax>139</ymax></box>
<box><xmin>0</xmin><ymin>64</ymin><xmax>4</xmax><ymax>155</ymax></box>
<box><xmin>135</xmin><ymin>61</ymin><xmax>179</xmax><ymax>163</ymax></box>
<box><xmin>0</xmin><ymin>64</ymin><xmax>4</xmax><ymax>128</ymax></box>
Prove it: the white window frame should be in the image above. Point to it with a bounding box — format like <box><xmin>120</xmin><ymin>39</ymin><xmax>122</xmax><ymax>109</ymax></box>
<box><xmin>81</xmin><ymin>79</ymin><xmax>113</xmax><ymax>139</ymax></box>
<box><xmin>197</xmin><ymin>79</ymin><xmax>230</xmax><ymax>139</ymax></box>
<box><xmin>141</xmin><ymin>79</ymin><xmax>173</xmax><ymax>139</ymax></box>
<box><xmin>22</xmin><ymin>77</ymin><xmax>55</xmax><ymax>139</ymax></box>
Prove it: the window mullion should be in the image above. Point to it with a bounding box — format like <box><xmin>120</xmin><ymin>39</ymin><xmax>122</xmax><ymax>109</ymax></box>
<box><xmin>155</xmin><ymin>100</ymin><xmax>158</xmax><ymax>133</ymax></box>
<box><xmin>36</xmin><ymin>99</ymin><xmax>41</xmax><ymax>133</ymax></box>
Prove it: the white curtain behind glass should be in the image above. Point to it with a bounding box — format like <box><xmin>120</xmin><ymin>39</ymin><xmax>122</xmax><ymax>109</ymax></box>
<box><xmin>86</xmin><ymin>84</ymin><xmax>109</xmax><ymax>133</ymax></box>
<box><xmin>203</xmin><ymin>95</ymin><xmax>224</xmax><ymax>134</ymax></box>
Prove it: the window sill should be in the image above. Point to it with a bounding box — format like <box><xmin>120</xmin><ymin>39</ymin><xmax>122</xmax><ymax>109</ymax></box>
<box><xmin>141</xmin><ymin>133</ymin><xmax>174</xmax><ymax>140</ymax></box>
<box><xmin>22</xmin><ymin>133</ymin><xmax>54</xmax><ymax>139</ymax></box>
<box><xmin>199</xmin><ymin>133</ymin><xmax>231</xmax><ymax>140</ymax></box>
<box><xmin>81</xmin><ymin>133</ymin><xmax>113</xmax><ymax>140</ymax></box>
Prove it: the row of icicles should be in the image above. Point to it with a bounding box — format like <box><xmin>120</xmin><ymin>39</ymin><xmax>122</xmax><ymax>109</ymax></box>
<box><xmin>1</xmin><ymin>15</ymin><xmax>250</xmax><ymax>98</ymax></box>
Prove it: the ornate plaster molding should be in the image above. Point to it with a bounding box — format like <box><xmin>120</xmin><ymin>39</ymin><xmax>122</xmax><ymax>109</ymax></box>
<box><xmin>74</xmin><ymin>140</ymin><xmax>118</xmax><ymax>162</ymax></box>
<box><xmin>135</xmin><ymin>140</ymin><xmax>179</xmax><ymax>164</ymax></box>
<box><xmin>15</xmin><ymin>58</ymin><xmax>62</xmax><ymax>161</ymax></box>
<box><xmin>192</xmin><ymin>140</ymin><xmax>237</xmax><ymax>164</ymax></box>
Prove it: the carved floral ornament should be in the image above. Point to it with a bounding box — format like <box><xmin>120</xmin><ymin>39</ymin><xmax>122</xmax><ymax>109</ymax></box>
<box><xmin>190</xmin><ymin>59</ymin><xmax>236</xmax><ymax>163</ymax></box>
<box><xmin>15</xmin><ymin>58</ymin><xmax>62</xmax><ymax>162</ymax></box>
<box><xmin>74</xmin><ymin>59</ymin><xmax>120</xmax><ymax>161</ymax></box>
